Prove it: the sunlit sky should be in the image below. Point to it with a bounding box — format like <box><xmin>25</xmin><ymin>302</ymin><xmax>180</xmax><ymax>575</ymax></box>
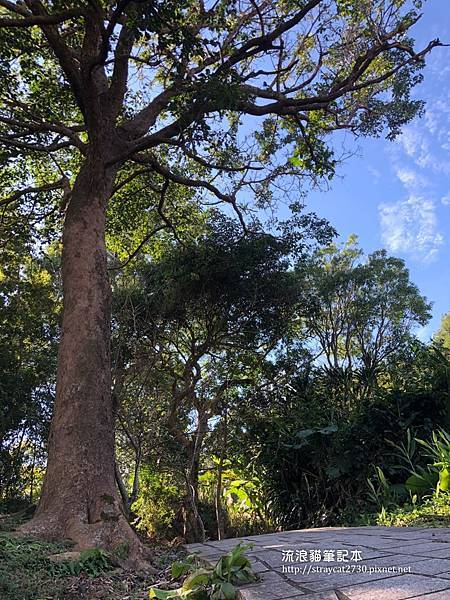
<box><xmin>297</xmin><ymin>0</ymin><xmax>449</xmax><ymax>339</ymax></box>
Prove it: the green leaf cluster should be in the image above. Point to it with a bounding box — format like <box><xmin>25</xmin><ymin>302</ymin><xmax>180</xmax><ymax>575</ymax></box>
<box><xmin>149</xmin><ymin>543</ymin><xmax>256</xmax><ymax>599</ymax></box>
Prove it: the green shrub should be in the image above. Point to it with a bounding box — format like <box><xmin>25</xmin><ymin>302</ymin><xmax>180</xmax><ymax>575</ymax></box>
<box><xmin>56</xmin><ymin>548</ymin><xmax>114</xmax><ymax>577</ymax></box>
<box><xmin>373</xmin><ymin>493</ymin><xmax>450</xmax><ymax>527</ymax></box>
<box><xmin>415</xmin><ymin>429</ymin><xmax>450</xmax><ymax>494</ymax></box>
<box><xmin>149</xmin><ymin>542</ymin><xmax>257</xmax><ymax>599</ymax></box>
<box><xmin>132</xmin><ymin>467</ymin><xmax>183</xmax><ymax>538</ymax></box>
<box><xmin>199</xmin><ymin>462</ymin><xmax>270</xmax><ymax>538</ymax></box>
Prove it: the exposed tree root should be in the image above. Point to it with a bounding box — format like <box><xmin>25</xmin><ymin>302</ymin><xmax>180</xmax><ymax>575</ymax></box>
<box><xmin>20</xmin><ymin>509</ymin><xmax>157</xmax><ymax>573</ymax></box>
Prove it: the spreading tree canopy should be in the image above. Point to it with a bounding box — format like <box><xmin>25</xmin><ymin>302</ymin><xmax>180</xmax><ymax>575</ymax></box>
<box><xmin>0</xmin><ymin>0</ymin><xmax>443</xmax><ymax>560</ymax></box>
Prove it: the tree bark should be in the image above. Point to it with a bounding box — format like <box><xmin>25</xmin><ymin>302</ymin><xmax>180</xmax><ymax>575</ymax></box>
<box><xmin>20</xmin><ymin>155</ymin><xmax>150</xmax><ymax>566</ymax></box>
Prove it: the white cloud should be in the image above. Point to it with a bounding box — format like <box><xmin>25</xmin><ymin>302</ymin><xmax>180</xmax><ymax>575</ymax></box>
<box><xmin>378</xmin><ymin>195</ymin><xmax>443</xmax><ymax>262</ymax></box>
<box><xmin>425</xmin><ymin>107</ymin><xmax>439</xmax><ymax>135</ymax></box>
<box><xmin>397</xmin><ymin>123</ymin><xmax>450</xmax><ymax>174</ymax></box>
<box><xmin>368</xmin><ymin>165</ymin><xmax>381</xmax><ymax>182</ymax></box>
<box><xmin>398</xmin><ymin>127</ymin><xmax>434</xmax><ymax>169</ymax></box>
<box><xmin>395</xmin><ymin>167</ymin><xmax>428</xmax><ymax>192</ymax></box>
<box><xmin>397</xmin><ymin>128</ymin><xmax>417</xmax><ymax>157</ymax></box>
<box><xmin>381</xmin><ymin>64</ymin><xmax>450</xmax><ymax>260</ymax></box>
<box><xmin>429</xmin><ymin>50</ymin><xmax>450</xmax><ymax>81</ymax></box>
<box><xmin>424</xmin><ymin>99</ymin><xmax>450</xmax><ymax>145</ymax></box>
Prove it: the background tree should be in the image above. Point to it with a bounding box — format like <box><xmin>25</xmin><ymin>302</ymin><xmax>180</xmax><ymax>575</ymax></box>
<box><xmin>297</xmin><ymin>236</ymin><xmax>431</xmax><ymax>411</ymax></box>
<box><xmin>0</xmin><ymin>229</ymin><xmax>59</xmax><ymax>506</ymax></box>
<box><xmin>112</xmin><ymin>214</ymin><xmax>325</xmax><ymax>541</ymax></box>
<box><xmin>435</xmin><ymin>312</ymin><xmax>450</xmax><ymax>353</ymax></box>
<box><xmin>231</xmin><ymin>330</ymin><xmax>446</xmax><ymax>530</ymax></box>
<box><xmin>0</xmin><ymin>0</ymin><xmax>442</xmax><ymax>554</ymax></box>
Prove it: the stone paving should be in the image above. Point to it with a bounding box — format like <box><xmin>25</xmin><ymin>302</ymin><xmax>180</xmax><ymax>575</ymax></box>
<box><xmin>186</xmin><ymin>527</ymin><xmax>450</xmax><ymax>599</ymax></box>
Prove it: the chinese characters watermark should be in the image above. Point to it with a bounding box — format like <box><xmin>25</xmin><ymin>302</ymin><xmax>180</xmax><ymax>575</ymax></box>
<box><xmin>281</xmin><ymin>548</ymin><xmax>363</xmax><ymax>563</ymax></box>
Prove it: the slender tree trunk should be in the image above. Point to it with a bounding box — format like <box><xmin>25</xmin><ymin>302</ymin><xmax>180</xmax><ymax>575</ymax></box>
<box><xmin>115</xmin><ymin>449</ymin><xmax>141</xmax><ymax>519</ymax></box>
<box><xmin>115</xmin><ymin>461</ymin><xmax>131</xmax><ymax>518</ymax></box>
<box><xmin>215</xmin><ymin>409</ymin><xmax>227</xmax><ymax>540</ymax></box>
<box><xmin>21</xmin><ymin>156</ymin><xmax>150</xmax><ymax>566</ymax></box>
<box><xmin>184</xmin><ymin>453</ymin><xmax>206</xmax><ymax>543</ymax></box>
<box><xmin>29</xmin><ymin>442</ymin><xmax>36</xmax><ymax>505</ymax></box>
<box><xmin>4</xmin><ymin>421</ymin><xmax>27</xmax><ymax>499</ymax></box>
<box><xmin>184</xmin><ymin>475</ymin><xmax>205</xmax><ymax>543</ymax></box>
<box><xmin>183</xmin><ymin>410</ymin><xmax>208</xmax><ymax>542</ymax></box>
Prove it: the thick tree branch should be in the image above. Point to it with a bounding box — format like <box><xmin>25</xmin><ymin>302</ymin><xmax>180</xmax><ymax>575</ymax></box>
<box><xmin>0</xmin><ymin>115</ymin><xmax>86</xmax><ymax>151</ymax></box>
<box><xmin>133</xmin><ymin>153</ymin><xmax>248</xmax><ymax>230</ymax></box>
<box><xmin>0</xmin><ymin>2</ymin><xmax>83</xmax><ymax>26</ymax></box>
<box><xmin>0</xmin><ymin>178</ymin><xmax>65</xmax><ymax>207</ymax></box>
<box><xmin>235</xmin><ymin>38</ymin><xmax>443</xmax><ymax>117</ymax></box>
<box><xmin>109</xmin><ymin>24</ymin><xmax>135</xmax><ymax>118</ymax></box>
<box><xmin>120</xmin><ymin>85</ymin><xmax>186</xmax><ymax>139</ymax></box>
<box><xmin>0</xmin><ymin>135</ymin><xmax>72</xmax><ymax>153</ymax></box>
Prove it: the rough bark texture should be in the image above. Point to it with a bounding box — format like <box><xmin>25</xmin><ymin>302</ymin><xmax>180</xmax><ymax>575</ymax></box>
<box><xmin>20</xmin><ymin>156</ymin><xmax>150</xmax><ymax>567</ymax></box>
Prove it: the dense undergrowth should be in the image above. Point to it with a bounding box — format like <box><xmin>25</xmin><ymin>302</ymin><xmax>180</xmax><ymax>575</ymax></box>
<box><xmin>2</xmin><ymin>229</ymin><xmax>450</xmax><ymax>546</ymax></box>
<box><xmin>0</xmin><ymin>510</ymin><xmax>258</xmax><ymax>600</ymax></box>
<box><xmin>0</xmin><ymin>512</ymin><xmax>181</xmax><ymax>600</ymax></box>
<box><xmin>373</xmin><ymin>495</ymin><xmax>450</xmax><ymax>528</ymax></box>
<box><xmin>349</xmin><ymin>428</ymin><xmax>450</xmax><ymax>529</ymax></box>
<box><xmin>0</xmin><ymin>532</ymin><xmax>70</xmax><ymax>600</ymax></box>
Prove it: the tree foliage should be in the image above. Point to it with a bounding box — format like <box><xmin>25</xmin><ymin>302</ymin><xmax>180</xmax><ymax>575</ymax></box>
<box><xmin>0</xmin><ymin>0</ymin><xmax>447</xmax><ymax>550</ymax></box>
<box><xmin>0</xmin><ymin>0</ymin><xmax>442</xmax><ymax>235</ymax></box>
<box><xmin>0</xmin><ymin>232</ymin><xmax>59</xmax><ymax>503</ymax></box>
<box><xmin>435</xmin><ymin>312</ymin><xmax>450</xmax><ymax>353</ymax></box>
<box><xmin>297</xmin><ymin>236</ymin><xmax>431</xmax><ymax>403</ymax></box>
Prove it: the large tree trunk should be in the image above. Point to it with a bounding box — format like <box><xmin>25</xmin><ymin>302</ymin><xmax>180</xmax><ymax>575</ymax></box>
<box><xmin>21</xmin><ymin>156</ymin><xmax>150</xmax><ymax>566</ymax></box>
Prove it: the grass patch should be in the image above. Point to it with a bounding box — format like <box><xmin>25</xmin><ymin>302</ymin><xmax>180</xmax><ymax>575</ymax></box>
<box><xmin>0</xmin><ymin>533</ymin><xmax>72</xmax><ymax>600</ymax></box>
<box><xmin>367</xmin><ymin>494</ymin><xmax>450</xmax><ymax>527</ymax></box>
<box><xmin>0</xmin><ymin>511</ymin><xmax>184</xmax><ymax>599</ymax></box>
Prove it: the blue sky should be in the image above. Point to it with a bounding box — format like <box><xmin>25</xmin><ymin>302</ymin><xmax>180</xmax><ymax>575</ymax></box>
<box><xmin>301</xmin><ymin>0</ymin><xmax>450</xmax><ymax>339</ymax></box>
